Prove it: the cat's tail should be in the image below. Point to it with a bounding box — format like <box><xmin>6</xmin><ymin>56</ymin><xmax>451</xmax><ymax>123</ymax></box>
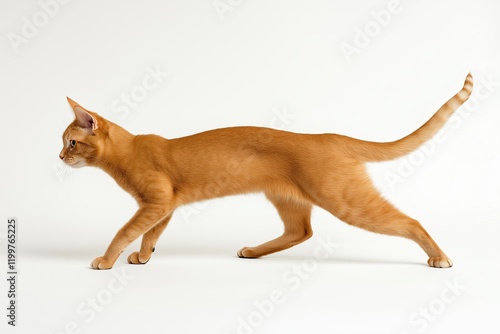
<box><xmin>340</xmin><ymin>73</ymin><xmax>473</xmax><ymax>162</ymax></box>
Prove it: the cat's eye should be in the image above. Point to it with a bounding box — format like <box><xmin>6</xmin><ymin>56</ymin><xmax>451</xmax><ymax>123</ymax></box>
<box><xmin>70</xmin><ymin>139</ymin><xmax>76</xmax><ymax>149</ymax></box>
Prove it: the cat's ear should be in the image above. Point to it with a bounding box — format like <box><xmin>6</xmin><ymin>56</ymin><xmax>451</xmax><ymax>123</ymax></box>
<box><xmin>66</xmin><ymin>97</ymin><xmax>98</xmax><ymax>132</ymax></box>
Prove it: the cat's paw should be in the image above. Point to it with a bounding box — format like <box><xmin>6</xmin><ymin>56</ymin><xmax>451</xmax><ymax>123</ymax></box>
<box><xmin>127</xmin><ymin>251</ymin><xmax>151</xmax><ymax>265</ymax></box>
<box><xmin>90</xmin><ymin>256</ymin><xmax>114</xmax><ymax>270</ymax></box>
<box><xmin>237</xmin><ymin>247</ymin><xmax>259</xmax><ymax>258</ymax></box>
<box><xmin>428</xmin><ymin>256</ymin><xmax>453</xmax><ymax>268</ymax></box>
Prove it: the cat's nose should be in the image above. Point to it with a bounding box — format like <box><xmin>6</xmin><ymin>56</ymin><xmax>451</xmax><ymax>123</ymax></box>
<box><xmin>59</xmin><ymin>153</ymin><xmax>65</xmax><ymax>160</ymax></box>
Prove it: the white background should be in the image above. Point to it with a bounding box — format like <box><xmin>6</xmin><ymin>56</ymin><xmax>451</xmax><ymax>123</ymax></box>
<box><xmin>1</xmin><ymin>0</ymin><xmax>499</xmax><ymax>333</ymax></box>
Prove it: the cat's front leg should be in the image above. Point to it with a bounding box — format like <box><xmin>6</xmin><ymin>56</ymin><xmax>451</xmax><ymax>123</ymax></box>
<box><xmin>127</xmin><ymin>214</ymin><xmax>172</xmax><ymax>265</ymax></box>
<box><xmin>91</xmin><ymin>205</ymin><xmax>172</xmax><ymax>270</ymax></box>
<box><xmin>90</xmin><ymin>256</ymin><xmax>115</xmax><ymax>270</ymax></box>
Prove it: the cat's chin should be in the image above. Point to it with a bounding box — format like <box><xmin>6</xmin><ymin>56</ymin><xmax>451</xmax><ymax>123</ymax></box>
<box><xmin>68</xmin><ymin>160</ymin><xmax>87</xmax><ymax>168</ymax></box>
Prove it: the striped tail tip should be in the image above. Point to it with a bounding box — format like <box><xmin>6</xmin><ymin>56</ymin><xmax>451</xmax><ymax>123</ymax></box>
<box><xmin>458</xmin><ymin>72</ymin><xmax>473</xmax><ymax>101</ymax></box>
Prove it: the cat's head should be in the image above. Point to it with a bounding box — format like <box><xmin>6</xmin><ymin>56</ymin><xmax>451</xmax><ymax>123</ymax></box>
<box><xmin>59</xmin><ymin>98</ymin><xmax>109</xmax><ymax>168</ymax></box>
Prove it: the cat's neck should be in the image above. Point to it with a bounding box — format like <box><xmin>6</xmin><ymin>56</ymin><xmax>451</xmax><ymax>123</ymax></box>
<box><xmin>94</xmin><ymin>122</ymin><xmax>135</xmax><ymax>176</ymax></box>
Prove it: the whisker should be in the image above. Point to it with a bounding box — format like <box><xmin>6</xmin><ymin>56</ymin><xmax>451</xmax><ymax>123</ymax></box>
<box><xmin>50</xmin><ymin>160</ymin><xmax>73</xmax><ymax>184</ymax></box>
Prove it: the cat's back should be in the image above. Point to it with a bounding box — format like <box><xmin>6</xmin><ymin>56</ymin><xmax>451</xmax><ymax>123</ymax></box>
<box><xmin>171</xmin><ymin>126</ymin><xmax>313</xmax><ymax>151</ymax></box>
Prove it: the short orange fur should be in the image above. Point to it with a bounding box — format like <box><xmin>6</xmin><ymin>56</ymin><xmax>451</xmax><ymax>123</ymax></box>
<box><xmin>60</xmin><ymin>74</ymin><xmax>473</xmax><ymax>269</ymax></box>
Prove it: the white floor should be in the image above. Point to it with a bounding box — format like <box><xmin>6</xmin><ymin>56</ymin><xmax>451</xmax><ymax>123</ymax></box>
<box><xmin>3</xmin><ymin>216</ymin><xmax>499</xmax><ymax>334</ymax></box>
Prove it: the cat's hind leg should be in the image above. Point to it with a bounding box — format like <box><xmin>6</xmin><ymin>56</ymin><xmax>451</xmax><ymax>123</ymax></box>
<box><xmin>127</xmin><ymin>214</ymin><xmax>172</xmax><ymax>265</ymax></box>
<box><xmin>317</xmin><ymin>177</ymin><xmax>452</xmax><ymax>268</ymax></box>
<box><xmin>237</xmin><ymin>194</ymin><xmax>313</xmax><ymax>258</ymax></box>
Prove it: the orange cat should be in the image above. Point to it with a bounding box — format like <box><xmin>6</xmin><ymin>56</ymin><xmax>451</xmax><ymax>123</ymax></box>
<box><xmin>60</xmin><ymin>74</ymin><xmax>473</xmax><ymax>270</ymax></box>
